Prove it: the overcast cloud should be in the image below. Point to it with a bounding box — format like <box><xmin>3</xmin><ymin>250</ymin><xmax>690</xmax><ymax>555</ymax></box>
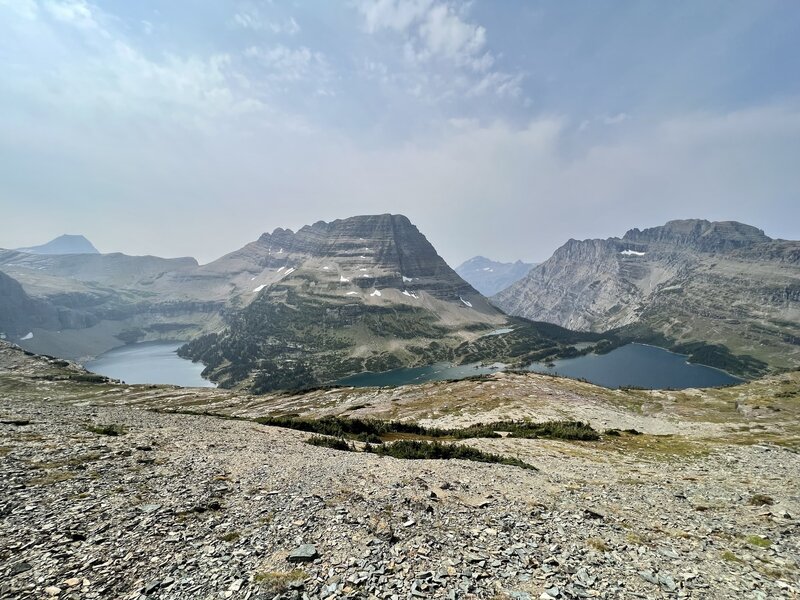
<box><xmin>1</xmin><ymin>0</ymin><xmax>798</xmax><ymax>264</ymax></box>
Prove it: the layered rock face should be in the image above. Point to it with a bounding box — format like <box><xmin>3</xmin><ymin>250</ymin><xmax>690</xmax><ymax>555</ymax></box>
<box><xmin>208</xmin><ymin>214</ymin><xmax>481</xmax><ymax>300</ymax></box>
<box><xmin>455</xmin><ymin>256</ymin><xmax>535</xmax><ymax>296</ymax></box>
<box><xmin>180</xmin><ymin>214</ymin><xmax>512</xmax><ymax>391</ymax></box>
<box><xmin>493</xmin><ymin>219</ymin><xmax>800</xmax><ymax>374</ymax></box>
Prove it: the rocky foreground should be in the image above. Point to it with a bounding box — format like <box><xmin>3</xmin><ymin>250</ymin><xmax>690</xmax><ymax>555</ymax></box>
<box><xmin>1</xmin><ymin>345</ymin><xmax>799</xmax><ymax>599</ymax></box>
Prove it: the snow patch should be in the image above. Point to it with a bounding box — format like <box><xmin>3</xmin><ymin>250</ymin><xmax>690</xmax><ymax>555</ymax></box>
<box><xmin>284</xmin><ymin>267</ymin><xmax>296</xmax><ymax>276</ymax></box>
<box><xmin>482</xmin><ymin>267</ymin><xmax>493</xmax><ymax>272</ymax></box>
<box><xmin>402</xmin><ymin>276</ymin><xmax>413</xmax><ymax>283</ymax></box>
<box><xmin>620</xmin><ymin>249</ymin><xmax>646</xmax><ymax>256</ymax></box>
<box><xmin>361</xmin><ymin>273</ymin><xmax>371</xmax><ymax>278</ymax></box>
<box><xmin>277</xmin><ymin>266</ymin><xmax>285</xmax><ymax>272</ymax></box>
<box><xmin>340</xmin><ymin>276</ymin><xmax>350</xmax><ymax>283</ymax></box>
<box><xmin>277</xmin><ymin>248</ymin><xmax>283</xmax><ymax>254</ymax></box>
<box><xmin>402</xmin><ymin>290</ymin><xmax>419</xmax><ymax>299</ymax></box>
<box><xmin>253</xmin><ymin>284</ymin><xmax>267</xmax><ymax>293</ymax></box>
<box><xmin>346</xmin><ymin>291</ymin><xmax>358</xmax><ymax>296</ymax></box>
<box><xmin>359</xmin><ymin>268</ymin><xmax>368</xmax><ymax>271</ymax></box>
<box><xmin>21</xmin><ymin>332</ymin><xmax>33</xmax><ymax>340</ymax></box>
<box><xmin>250</xmin><ymin>276</ymin><xmax>256</xmax><ymax>280</ymax></box>
<box><xmin>370</xmin><ymin>289</ymin><xmax>382</xmax><ymax>297</ymax></box>
<box><xmin>459</xmin><ymin>297</ymin><xmax>473</xmax><ymax>308</ymax></box>
<box><xmin>322</xmin><ymin>266</ymin><xmax>330</xmax><ymax>270</ymax></box>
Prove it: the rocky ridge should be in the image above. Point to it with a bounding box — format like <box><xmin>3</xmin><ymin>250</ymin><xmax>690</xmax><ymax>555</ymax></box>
<box><xmin>492</xmin><ymin>219</ymin><xmax>800</xmax><ymax>376</ymax></box>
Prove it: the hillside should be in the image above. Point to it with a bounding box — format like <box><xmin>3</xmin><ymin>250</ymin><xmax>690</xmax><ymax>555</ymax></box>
<box><xmin>1</xmin><ymin>341</ymin><xmax>798</xmax><ymax>599</ymax></box>
<box><xmin>179</xmin><ymin>215</ymin><xmax>598</xmax><ymax>392</ymax></box>
<box><xmin>492</xmin><ymin>219</ymin><xmax>800</xmax><ymax>376</ymax></box>
<box><xmin>455</xmin><ymin>256</ymin><xmax>535</xmax><ymax>296</ymax></box>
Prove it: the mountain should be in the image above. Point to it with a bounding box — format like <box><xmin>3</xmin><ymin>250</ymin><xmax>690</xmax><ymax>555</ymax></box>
<box><xmin>0</xmin><ymin>214</ymin><xmax>604</xmax><ymax>383</ymax></box>
<box><xmin>16</xmin><ymin>234</ymin><xmax>99</xmax><ymax>255</ymax></box>
<box><xmin>455</xmin><ymin>256</ymin><xmax>536</xmax><ymax>296</ymax></box>
<box><xmin>179</xmin><ymin>214</ymin><xmax>596</xmax><ymax>392</ymax></box>
<box><xmin>492</xmin><ymin>219</ymin><xmax>800</xmax><ymax>377</ymax></box>
<box><xmin>0</xmin><ymin>248</ymin><xmax>217</xmax><ymax>359</ymax></box>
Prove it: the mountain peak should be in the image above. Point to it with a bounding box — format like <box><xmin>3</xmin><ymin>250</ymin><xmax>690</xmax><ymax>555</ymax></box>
<box><xmin>455</xmin><ymin>256</ymin><xmax>536</xmax><ymax>296</ymax></box>
<box><xmin>16</xmin><ymin>234</ymin><xmax>99</xmax><ymax>255</ymax></box>
<box><xmin>623</xmin><ymin>219</ymin><xmax>770</xmax><ymax>251</ymax></box>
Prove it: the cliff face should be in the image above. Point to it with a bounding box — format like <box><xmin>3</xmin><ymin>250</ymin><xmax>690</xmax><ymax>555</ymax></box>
<box><xmin>493</xmin><ymin>220</ymin><xmax>800</xmax><ymax>373</ymax></box>
<box><xmin>0</xmin><ymin>271</ymin><xmax>97</xmax><ymax>338</ymax></box>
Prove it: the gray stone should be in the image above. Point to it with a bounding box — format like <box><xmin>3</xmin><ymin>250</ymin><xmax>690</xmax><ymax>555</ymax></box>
<box><xmin>288</xmin><ymin>544</ymin><xmax>319</xmax><ymax>563</ymax></box>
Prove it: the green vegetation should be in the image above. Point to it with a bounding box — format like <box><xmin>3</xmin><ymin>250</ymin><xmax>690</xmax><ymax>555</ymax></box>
<box><xmin>85</xmin><ymin>423</ymin><xmax>127</xmax><ymax>436</ymax></box>
<box><xmin>748</xmin><ymin>494</ymin><xmax>775</xmax><ymax>506</ymax></box>
<box><xmin>220</xmin><ymin>531</ymin><xmax>241</xmax><ymax>543</ymax></box>
<box><xmin>178</xmin><ymin>286</ymin><xmax>607</xmax><ymax>393</ymax></box>
<box><xmin>746</xmin><ymin>535</ymin><xmax>771</xmax><ymax>548</ymax></box>
<box><xmin>254</xmin><ymin>570</ymin><xmax>307</xmax><ymax>594</ymax></box>
<box><xmin>68</xmin><ymin>373</ymin><xmax>110</xmax><ymax>383</ymax></box>
<box><xmin>363</xmin><ymin>440</ymin><xmax>537</xmax><ymax>470</ymax></box>
<box><xmin>256</xmin><ymin>415</ymin><xmax>599</xmax><ymax>442</ymax></box>
<box><xmin>304</xmin><ymin>435</ymin><xmax>538</xmax><ymax>470</ymax></box>
<box><xmin>721</xmin><ymin>551</ymin><xmax>743</xmax><ymax>563</ymax></box>
<box><xmin>587</xmin><ymin>537</ymin><xmax>609</xmax><ymax>552</ymax></box>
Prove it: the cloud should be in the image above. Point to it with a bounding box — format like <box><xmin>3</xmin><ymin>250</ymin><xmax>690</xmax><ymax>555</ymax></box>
<box><xmin>603</xmin><ymin>113</ymin><xmax>629</xmax><ymax>125</ymax></box>
<box><xmin>0</xmin><ymin>0</ymin><xmax>38</xmax><ymax>19</ymax></box>
<box><xmin>43</xmin><ymin>0</ymin><xmax>99</xmax><ymax>30</ymax></box>
<box><xmin>233</xmin><ymin>9</ymin><xmax>300</xmax><ymax>35</ymax></box>
<box><xmin>356</xmin><ymin>0</ymin><xmax>521</xmax><ymax>97</ymax></box>
<box><xmin>245</xmin><ymin>44</ymin><xmax>331</xmax><ymax>86</ymax></box>
<box><xmin>359</xmin><ymin>0</ymin><xmax>433</xmax><ymax>33</ymax></box>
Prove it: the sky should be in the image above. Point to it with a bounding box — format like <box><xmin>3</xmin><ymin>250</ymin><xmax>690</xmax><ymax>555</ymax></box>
<box><xmin>1</xmin><ymin>0</ymin><xmax>799</xmax><ymax>265</ymax></box>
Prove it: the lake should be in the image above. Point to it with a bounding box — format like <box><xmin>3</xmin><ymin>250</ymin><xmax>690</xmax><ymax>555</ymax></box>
<box><xmin>84</xmin><ymin>341</ymin><xmax>215</xmax><ymax>388</ymax></box>
<box><xmin>338</xmin><ymin>343</ymin><xmax>742</xmax><ymax>390</ymax></box>
<box><xmin>337</xmin><ymin>362</ymin><xmax>506</xmax><ymax>387</ymax></box>
<box><xmin>526</xmin><ymin>343</ymin><xmax>742</xmax><ymax>389</ymax></box>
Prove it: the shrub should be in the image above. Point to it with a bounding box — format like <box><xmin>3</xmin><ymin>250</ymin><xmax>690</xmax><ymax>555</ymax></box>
<box><xmin>364</xmin><ymin>440</ymin><xmax>537</xmax><ymax>470</ymax></box>
<box><xmin>254</xmin><ymin>570</ymin><xmax>307</xmax><ymax>594</ymax></box>
<box><xmin>85</xmin><ymin>423</ymin><xmax>127</xmax><ymax>436</ymax></box>
<box><xmin>258</xmin><ymin>416</ymin><xmax>599</xmax><ymax>442</ymax></box>
<box><xmin>748</xmin><ymin>494</ymin><xmax>775</xmax><ymax>506</ymax></box>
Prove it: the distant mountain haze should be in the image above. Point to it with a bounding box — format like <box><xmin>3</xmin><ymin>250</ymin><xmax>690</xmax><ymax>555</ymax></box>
<box><xmin>455</xmin><ymin>256</ymin><xmax>536</xmax><ymax>296</ymax></box>
<box><xmin>16</xmin><ymin>234</ymin><xmax>100</xmax><ymax>255</ymax></box>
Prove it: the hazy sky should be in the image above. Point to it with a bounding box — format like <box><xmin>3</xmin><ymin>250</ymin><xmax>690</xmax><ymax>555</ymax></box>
<box><xmin>1</xmin><ymin>1</ymin><xmax>799</xmax><ymax>265</ymax></box>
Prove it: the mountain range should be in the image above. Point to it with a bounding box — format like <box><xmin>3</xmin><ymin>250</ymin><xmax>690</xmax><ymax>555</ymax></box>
<box><xmin>2</xmin><ymin>216</ymin><xmax>798</xmax><ymax>390</ymax></box>
<box><xmin>455</xmin><ymin>256</ymin><xmax>536</xmax><ymax>296</ymax></box>
<box><xmin>492</xmin><ymin>219</ymin><xmax>800</xmax><ymax>377</ymax></box>
<box><xmin>0</xmin><ymin>216</ymin><xmax>598</xmax><ymax>390</ymax></box>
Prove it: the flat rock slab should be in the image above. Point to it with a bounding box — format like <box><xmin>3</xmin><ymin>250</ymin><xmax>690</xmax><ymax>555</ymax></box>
<box><xmin>287</xmin><ymin>544</ymin><xmax>318</xmax><ymax>563</ymax></box>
